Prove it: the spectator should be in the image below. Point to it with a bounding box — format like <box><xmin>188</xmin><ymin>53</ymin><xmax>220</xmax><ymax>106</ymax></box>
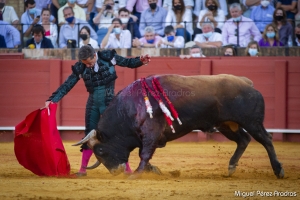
<box><xmin>242</xmin><ymin>0</ymin><xmax>261</xmax><ymax>18</ymax></box>
<box><xmin>276</xmin><ymin>0</ymin><xmax>297</xmax><ymax>23</ymax></box>
<box><xmin>77</xmin><ymin>0</ymin><xmax>97</xmax><ymax>27</ymax></box>
<box><xmin>165</xmin><ymin>0</ymin><xmax>193</xmax><ymax>41</ymax></box>
<box><xmin>294</xmin><ymin>23</ymin><xmax>300</xmax><ymax>46</ymax></box>
<box><xmin>259</xmin><ymin>23</ymin><xmax>283</xmax><ymax>46</ymax></box>
<box><xmin>245</xmin><ymin>41</ymin><xmax>261</xmax><ymax>56</ymax></box>
<box><xmin>157</xmin><ymin>25</ymin><xmax>184</xmax><ymax>48</ymax></box>
<box><xmin>101</xmin><ymin>18</ymin><xmax>132</xmax><ymax>48</ymax></box>
<box><xmin>58</xmin><ymin>0</ymin><xmax>86</xmax><ymax>25</ymax></box>
<box><xmin>93</xmin><ymin>0</ymin><xmax>117</xmax><ymax>45</ymax></box>
<box><xmin>96</xmin><ymin>0</ymin><xmax>121</xmax><ymax>15</ymax></box>
<box><xmin>222</xmin><ymin>3</ymin><xmax>262</xmax><ymax>47</ymax></box>
<box><xmin>194</xmin><ymin>22</ymin><xmax>222</xmax><ymax>48</ymax></box>
<box><xmin>272</xmin><ymin>7</ymin><xmax>293</xmax><ymax>46</ymax></box>
<box><xmin>21</xmin><ymin>0</ymin><xmax>55</xmax><ymax>39</ymax></box>
<box><xmin>40</xmin><ymin>8</ymin><xmax>58</xmax><ymax>48</ymax></box>
<box><xmin>35</xmin><ymin>0</ymin><xmax>51</xmax><ymax>10</ymax></box>
<box><xmin>59</xmin><ymin>7</ymin><xmax>97</xmax><ymax>48</ymax></box>
<box><xmin>250</xmin><ymin>0</ymin><xmax>275</xmax><ymax>32</ymax></box>
<box><xmin>51</xmin><ymin>0</ymin><xmax>67</xmax><ymax>22</ymax></box>
<box><xmin>223</xmin><ymin>45</ymin><xmax>237</xmax><ymax>56</ymax></box>
<box><xmin>126</xmin><ymin>0</ymin><xmax>162</xmax><ymax>22</ymax></box>
<box><xmin>0</xmin><ymin>0</ymin><xmax>20</xmax><ymax>28</ymax></box>
<box><xmin>0</xmin><ymin>34</ymin><xmax>6</xmax><ymax>48</ymax></box>
<box><xmin>0</xmin><ymin>20</ymin><xmax>20</xmax><ymax>48</ymax></box>
<box><xmin>119</xmin><ymin>8</ymin><xmax>141</xmax><ymax>39</ymax></box>
<box><xmin>196</xmin><ymin>0</ymin><xmax>226</xmax><ymax>34</ymax></box>
<box><xmin>189</xmin><ymin>45</ymin><xmax>206</xmax><ymax>57</ymax></box>
<box><xmin>139</xmin><ymin>0</ymin><xmax>167</xmax><ymax>37</ymax></box>
<box><xmin>132</xmin><ymin>26</ymin><xmax>162</xmax><ymax>47</ymax></box>
<box><xmin>79</xmin><ymin>26</ymin><xmax>99</xmax><ymax>48</ymax></box>
<box><xmin>163</xmin><ymin>0</ymin><xmax>194</xmax><ymax>10</ymax></box>
<box><xmin>26</xmin><ymin>24</ymin><xmax>54</xmax><ymax>48</ymax></box>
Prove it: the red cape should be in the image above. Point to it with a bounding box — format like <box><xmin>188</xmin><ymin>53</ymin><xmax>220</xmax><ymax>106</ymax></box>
<box><xmin>14</xmin><ymin>103</ymin><xmax>70</xmax><ymax>176</ymax></box>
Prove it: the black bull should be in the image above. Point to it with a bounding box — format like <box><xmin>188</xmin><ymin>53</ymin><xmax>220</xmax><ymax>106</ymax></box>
<box><xmin>74</xmin><ymin>74</ymin><xmax>284</xmax><ymax>178</ymax></box>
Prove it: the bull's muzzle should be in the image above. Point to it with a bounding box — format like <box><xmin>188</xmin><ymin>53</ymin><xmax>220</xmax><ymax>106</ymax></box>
<box><xmin>110</xmin><ymin>163</ymin><xmax>126</xmax><ymax>176</ymax></box>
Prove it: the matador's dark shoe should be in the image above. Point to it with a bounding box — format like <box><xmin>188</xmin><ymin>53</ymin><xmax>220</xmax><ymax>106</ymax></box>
<box><xmin>74</xmin><ymin>172</ymin><xmax>87</xmax><ymax>177</ymax></box>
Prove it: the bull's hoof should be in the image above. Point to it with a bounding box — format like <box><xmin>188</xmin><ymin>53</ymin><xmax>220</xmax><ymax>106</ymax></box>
<box><xmin>228</xmin><ymin>165</ymin><xmax>236</xmax><ymax>176</ymax></box>
<box><xmin>145</xmin><ymin>164</ymin><xmax>163</xmax><ymax>175</ymax></box>
<box><xmin>276</xmin><ymin>168</ymin><xmax>284</xmax><ymax>179</ymax></box>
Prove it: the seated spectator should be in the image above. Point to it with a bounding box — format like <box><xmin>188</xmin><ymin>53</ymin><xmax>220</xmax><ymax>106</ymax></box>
<box><xmin>21</xmin><ymin>0</ymin><xmax>55</xmax><ymax>39</ymax></box>
<box><xmin>101</xmin><ymin>18</ymin><xmax>132</xmax><ymax>48</ymax></box>
<box><xmin>139</xmin><ymin>0</ymin><xmax>167</xmax><ymax>37</ymax></box>
<box><xmin>40</xmin><ymin>8</ymin><xmax>58</xmax><ymax>48</ymax></box>
<box><xmin>272</xmin><ymin>7</ymin><xmax>293</xmax><ymax>46</ymax></box>
<box><xmin>59</xmin><ymin>7</ymin><xmax>97</xmax><ymax>48</ymax></box>
<box><xmin>250</xmin><ymin>0</ymin><xmax>275</xmax><ymax>33</ymax></box>
<box><xmin>242</xmin><ymin>0</ymin><xmax>261</xmax><ymax>18</ymax></box>
<box><xmin>77</xmin><ymin>0</ymin><xmax>97</xmax><ymax>29</ymax></box>
<box><xmin>0</xmin><ymin>20</ymin><xmax>20</xmax><ymax>48</ymax></box>
<box><xmin>189</xmin><ymin>45</ymin><xmax>206</xmax><ymax>57</ymax></box>
<box><xmin>259</xmin><ymin>23</ymin><xmax>283</xmax><ymax>46</ymax></box>
<box><xmin>222</xmin><ymin>3</ymin><xmax>261</xmax><ymax>47</ymax></box>
<box><xmin>79</xmin><ymin>26</ymin><xmax>99</xmax><ymax>48</ymax></box>
<box><xmin>93</xmin><ymin>0</ymin><xmax>117</xmax><ymax>45</ymax></box>
<box><xmin>26</xmin><ymin>24</ymin><xmax>54</xmax><ymax>48</ymax></box>
<box><xmin>194</xmin><ymin>22</ymin><xmax>222</xmax><ymax>48</ymax></box>
<box><xmin>95</xmin><ymin>0</ymin><xmax>119</xmax><ymax>15</ymax></box>
<box><xmin>0</xmin><ymin>0</ymin><xmax>20</xmax><ymax>28</ymax></box>
<box><xmin>165</xmin><ymin>0</ymin><xmax>193</xmax><ymax>41</ymax></box>
<box><xmin>195</xmin><ymin>0</ymin><xmax>225</xmax><ymax>35</ymax></box>
<box><xmin>35</xmin><ymin>0</ymin><xmax>51</xmax><ymax>10</ymax></box>
<box><xmin>132</xmin><ymin>26</ymin><xmax>162</xmax><ymax>47</ymax></box>
<box><xmin>119</xmin><ymin>8</ymin><xmax>141</xmax><ymax>39</ymax></box>
<box><xmin>223</xmin><ymin>45</ymin><xmax>237</xmax><ymax>56</ymax></box>
<box><xmin>245</xmin><ymin>41</ymin><xmax>261</xmax><ymax>56</ymax></box>
<box><xmin>295</xmin><ymin>23</ymin><xmax>300</xmax><ymax>46</ymax></box>
<box><xmin>126</xmin><ymin>0</ymin><xmax>162</xmax><ymax>23</ymax></box>
<box><xmin>276</xmin><ymin>0</ymin><xmax>297</xmax><ymax>23</ymax></box>
<box><xmin>0</xmin><ymin>34</ymin><xmax>6</xmax><ymax>48</ymax></box>
<box><xmin>157</xmin><ymin>25</ymin><xmax>184</xmax><ymax>48</ymax></box>
<box><xmin>163</xmin><ymin>0</ymin><xmax>194</xmax><ymax>10</ymax></box>
<box><xmin>58</xmin><ymin>0</ymin><xmax>86</xmax><ymax>25</ymax></box>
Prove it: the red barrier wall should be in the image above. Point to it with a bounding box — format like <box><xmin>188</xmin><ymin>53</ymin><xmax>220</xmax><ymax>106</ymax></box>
<box><xmin>0</xmin><ymin>57</ymin><xmax>300</xmax><ymax>142</ymax></box>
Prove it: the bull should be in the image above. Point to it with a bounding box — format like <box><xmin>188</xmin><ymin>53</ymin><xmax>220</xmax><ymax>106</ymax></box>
<box><xmin>73</xmin><ymin>74</ymin><xmax>284</xmax><ymax>179</ymax></box>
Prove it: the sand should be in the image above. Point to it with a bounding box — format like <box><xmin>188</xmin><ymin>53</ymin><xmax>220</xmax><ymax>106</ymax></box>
<box><xmin>0</xmin><ymin>141</ymin><xmax>299</xmax><ymax>200</ymax></box>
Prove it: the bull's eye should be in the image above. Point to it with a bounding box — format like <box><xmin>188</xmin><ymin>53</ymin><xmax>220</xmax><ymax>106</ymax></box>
<box><xmin>98</xmin><ymin>148</ymin><xmax>104</xmax><ymax>155</ymax></box>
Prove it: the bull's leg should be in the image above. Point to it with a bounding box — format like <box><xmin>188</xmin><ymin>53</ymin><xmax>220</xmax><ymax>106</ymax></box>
<box><xmin>243</xmin><ymin>123</ymin><xmax>284</xmax><ymax>179</ymax></box>
<box><xmin>218</xmin><ymin>122</ymin><xmax>251</xmax><ymax>176</ymax></box>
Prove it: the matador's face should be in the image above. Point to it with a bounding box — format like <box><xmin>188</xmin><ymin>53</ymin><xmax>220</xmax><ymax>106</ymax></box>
<box><xmin>81</xmin><ymin>53</ymin><xmax>97</xmax><ymax>67</ymax></box>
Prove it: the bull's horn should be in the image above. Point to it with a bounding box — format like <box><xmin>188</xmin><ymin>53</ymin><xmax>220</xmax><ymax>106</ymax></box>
<box><xmin>72</xmin><ymin>129</ymin><xmax>96</xmax><ymax>146</ymax></box>
<box><xmin>84</xmin><ymin>160</ymin><xmax>101</xmax><ymax>169</ymax></box>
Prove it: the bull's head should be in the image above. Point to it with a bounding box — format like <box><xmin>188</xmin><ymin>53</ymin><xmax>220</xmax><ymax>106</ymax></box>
<box><xmin>72</xmin><ymin>130</ymin><xmax>128</xmax><ymax>176</ymax></box>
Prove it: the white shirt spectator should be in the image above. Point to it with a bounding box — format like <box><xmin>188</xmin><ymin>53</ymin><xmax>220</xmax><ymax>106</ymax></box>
<box><xmin>79</xmin><ymin>37</ymin><xmax>99</xmax><ymax>48</ymax></box>
<box><xmin>101</xmin><ymin>29</ymin><xmax>132</xmax><ymax>48</ymax></box>
<box><xmin>194</xmin><ymin>32</ymin><xmax>222</xmax><ymax>43</ymax></box>
<box><xmin>95</xmin><ymin>0</ymin><xmax>126</xmax><ymax>14</ymax></box>
<box><xmin>197</xmin><ymin>9</ymin><xmax>226</xmax><ymax>30</ymax></box>
<box><xmin>165</xmin><ymin>8</ymin><xmax>194</xmax><ymax>36</ymax></box>
<box><xmin>160</xmin><ymin>36</ymin><xmax>185</xmax><ymax>48</ymax></box>
<box><xmin>96</xmin><ymin>12</ymin><xmax>115</xmax><ymax>29</ymax></box>
<box><xmin>1</xmin><ymin>6</ymin><xmax>19</xmax><ymax>24</ymax></box>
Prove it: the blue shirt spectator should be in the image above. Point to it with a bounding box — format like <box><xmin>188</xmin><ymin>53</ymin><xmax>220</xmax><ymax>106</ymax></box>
<box><xmin>139</xmin><ymin>0</ymin><xmax>167</xmax><ymax>36</ymax></box>
<box><xmin>250</xmin><ymin>0</ymin><xmax>275</xmax><ymax>32</ymax></box>
<box><xmin>35</xmin><ymin>0</ymin><xmax>52</xmax><ymax>10</ymax></box>
<box><xmin>0</xmin><ymin>20</ymin><xmax>21</xmax><ymax>48</ymax></box>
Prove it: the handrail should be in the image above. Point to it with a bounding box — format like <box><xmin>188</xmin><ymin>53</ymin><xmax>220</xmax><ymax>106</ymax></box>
<box><xmin>1</xmin><ymin>126</ymin><xmax>300</xmax><ymax>133</ymax></box>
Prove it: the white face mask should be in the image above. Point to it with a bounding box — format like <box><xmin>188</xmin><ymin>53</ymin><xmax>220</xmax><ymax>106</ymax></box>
<box><xmin>261</xmin><ymin>0</ymin><xmax>270</xmax><ymax>7</ymax></box>
<box><xmin>120</xmin><ymin>17</ymin><xmax>129</xmax><ymax>24</ymax></box>
<box><xmin>191</xmin><ymin>53</ymin><xmax>201</xmax><ymax>57</ymax></box>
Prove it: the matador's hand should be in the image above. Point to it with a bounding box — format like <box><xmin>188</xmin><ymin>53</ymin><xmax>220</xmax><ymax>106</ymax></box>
<box><xmin>140</xmin><ymin>54</ymin><xmax>151</xmax><ymax>65</ymax></box>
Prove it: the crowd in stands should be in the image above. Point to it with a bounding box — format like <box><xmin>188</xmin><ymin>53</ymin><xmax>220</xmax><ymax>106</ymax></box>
<box><xmin>0</xmin><ymin>0</ymin><xmax>300</xmax><ymax>53</ymax></box>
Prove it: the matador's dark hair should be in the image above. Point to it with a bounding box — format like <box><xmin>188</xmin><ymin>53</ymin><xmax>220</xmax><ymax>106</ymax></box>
<box><xmin>78</xmin><ymin>45</ymin><xmax>95</xmax><ymax>60</ymax></box>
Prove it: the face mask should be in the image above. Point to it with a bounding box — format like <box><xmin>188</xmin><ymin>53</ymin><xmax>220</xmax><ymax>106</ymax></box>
<box><xmin>167</xmin><ymin>35</ymin><xmax>174</xmax><ymax>42</ymax></box>
<box><xmin>149</xmin><ymin>3</ymin><xmax>157</xmax><ymax>10</ymax></box>
<box><xmin>80</xmin><ymin>34</ymin><xmax>88</xmax><ymax>40</ymax></box>
<box><xmin>68</xmin><ymin>0</ymin><xmax>76</xmax><ymax>4</ymax></box>
<box><xmin>120</xmin><ymin>17</ymin><xmax>129</xmax><ymax>24</ymax></box>
<box><xmin>207</xmin><ymin>5</ymin><xmax>216</xmax><ymax>11</ymax></box>
<box><xmin>65</xmin><ymin>16</ymin><xmax>74</xmax><ymax>23</ymax></box>
<box><xmin>174</xmin><ymin>5</ymin><xmax>182</xmax><ymax>10</ymax></box>
<box><xmin>146</xmin><ymin>39</ymin><xmax>155</xmax><ymax>44</ymax></box>
<box><xmin>0</xmin><ymin>3</ymin><xmax>5</xmax><ymax>9</ymax></box>
<box><xmin>248</xmin><ymin>49</ymin><xmax>258</xmax><ymax>56</ymax></box>
<box><xmin>261</xmin><ymin>0</ymin><xmax>270</xmax><ymax>7</ymax></box>
<box><xmin>296</xmin><ymin>34</ymin><xmax>300</xmax><ymax>40</ymax></box>
<box><xmin>275</xmin><ymin>16</ymin><xmax>283</xmax><ymax>21</ymax></box>
<box><xmin>203</xmin><ymin>31</ymin><xmax>212</xmax><ymax>38</ymax></box>
<box><xmin>113</xmin><ymin>27</ymin><xmax>121</xmax><ymax>34</ymax></box>
<box><xmin>191</xmin><ymin>53</ymin><xmax>201</xmax><ymax>57</ymax></box>
<box><xmin>233</xmin><ymin>16</ymin><xmax>241</xmax><ymax>22</ymax></box>
<box><xmin>29</xmin><ymin>8</ymin><xmax>36</xmax><ymax>15</ymax></box>
<box><xmin>266</xmin><ymin>32</ymin><xmax>275</xmax><ymax>38</ymax></box>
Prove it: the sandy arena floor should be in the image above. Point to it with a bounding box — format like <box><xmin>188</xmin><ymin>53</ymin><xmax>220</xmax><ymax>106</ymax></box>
<box><xmin>0</xmin><ymin>141</ymin><xmax>299</xmax><ymax>200</ymax></box>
